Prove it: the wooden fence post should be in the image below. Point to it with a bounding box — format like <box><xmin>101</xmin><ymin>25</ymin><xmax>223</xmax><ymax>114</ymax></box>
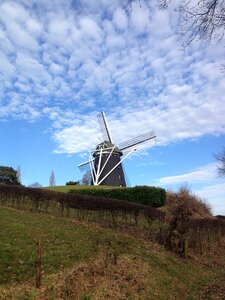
<box><xmin>36</xmin><ymin>239</ymin><xmax>42</xmax><ymax>288</ymax></box>
<box><xmin>184</xmin><ymin>237</ymin><xmax>188</xmax><ymax>259</ymax></box>
<box><xmin>198</xmin><ymin>230</ymin><xmax>203</xmax><ymax>255</ymax></box>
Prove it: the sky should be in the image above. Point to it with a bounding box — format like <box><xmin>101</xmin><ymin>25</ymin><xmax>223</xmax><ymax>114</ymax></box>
<box><xmin>0</xmin><ymin>0</ymin><xmax>225</xmax><ymax>215</ymax></box>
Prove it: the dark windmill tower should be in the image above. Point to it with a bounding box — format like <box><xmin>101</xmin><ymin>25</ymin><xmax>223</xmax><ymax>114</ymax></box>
<box><xmin>78</xmin><ymin>112</ymin><xmax>156</xmax><ymax>187</ymax></box>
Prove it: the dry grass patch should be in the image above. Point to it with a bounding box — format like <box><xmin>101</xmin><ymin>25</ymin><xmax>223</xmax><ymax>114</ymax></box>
<box><xmin>0</xmin><ymin>255</ymin><xmax>155</xmax><ymax>300</ymax></box>
<box><xmin>55</xmin><ymin>254</ymin><xmax>153</xmax><ymax>300</ymax></box>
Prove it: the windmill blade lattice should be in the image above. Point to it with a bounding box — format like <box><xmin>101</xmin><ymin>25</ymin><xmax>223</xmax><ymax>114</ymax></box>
<box><xmin>78</xmin><ymin>160</ymin><xmax>93</xmax><ymax>172</ymax></box>
<box><xmin>97</xmin><ymin>112</ymin><xmax>113</xmax><ymax>143</ymax></box>
<box><xmin>119</xmin><ymin>131</ymin><xmax>156</xmax><ymax>152</ymax></box>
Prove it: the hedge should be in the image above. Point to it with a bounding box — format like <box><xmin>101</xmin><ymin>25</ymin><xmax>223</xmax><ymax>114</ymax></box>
<box><xmin>68</xmin><ymin>185</ymin><xmax>166</xmax><ymax>208</ymax></box>
<box><xmin>0</xmin><ymin>184</ymin><xmax>164</xmax><ymax>220</ymax></box>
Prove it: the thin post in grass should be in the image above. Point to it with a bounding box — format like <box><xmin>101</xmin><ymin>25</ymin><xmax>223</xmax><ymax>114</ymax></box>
<box><xmin>111</xmin><ymin>211</ymin><xmax>117</xmax><ymax>229</ymax></box>
<box><xmin>112</xmin><ymin>235</ymin><xmax>118</xmax><ymax>265</ymax></box>
<box><xmin>183</xmin><ymin>237</ymin><xmax>188</xmax><ymax>259</ymax></box>
<box><xmin>207</xmin><ymin>228</ymin><xmax>211</xmax><ymax>251</ymax></box>
<box><xmin>36</xmin><ymin>239</ymin><xmax>42</xmax><ymax>288</ymax></box>
<box><xmin>198</xmin><ymin>230</ymin><xmax>203</xmax><ymax>255</ymax></box>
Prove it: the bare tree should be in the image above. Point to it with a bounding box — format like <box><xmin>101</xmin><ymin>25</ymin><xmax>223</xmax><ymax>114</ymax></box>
<box><xmin>49</xmin><ymin>170</ymin><xmax>56</xmax><ymax>186</ymax></box>
<box><xmin>180</xmin><ymin>0</ymin><xmax>225</xmax><ymax>48</ymax></box>
<box><xmin>29</xmin><ymin>182</ymin><xmax>42</xmax><ymax>188</ymax></box>
<box><xmin>125</xmin><ymin>0</ymin><xmax>225</xmax><ymax>49</ymax></box>
<box><xmin>215</xmin><ymin>147</ymin><xmax>225</xmax><ymax>176</ymax></box>
<box><xmin>126</xmin><ymin>0</ymin><xmax>169</xmax><ymax>11</ymax></box>
<box><xmin>16</xmin><ymin>166</ymin><xmax>21</xmax><ymax>184</ymax></box>
<box><xmin>81</xmin><ymin>170</ymin><xmax>92</xmax><ymax>185</ymax></box>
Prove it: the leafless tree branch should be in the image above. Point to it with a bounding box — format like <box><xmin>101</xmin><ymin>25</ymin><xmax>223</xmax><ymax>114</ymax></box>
<box><xmin>180</xmin><ymin>0</ymin><xmax>225</xmax><ymax>47</ymax></box>
<box><xmin>125</xmin><ymin>0</ymin><xmax>225</xmax><ymax>45</ymax></box>
<box><xmin>215</xmin><ymin>147</ymin><xmax>225</xmax><ymax>176</ymax></box>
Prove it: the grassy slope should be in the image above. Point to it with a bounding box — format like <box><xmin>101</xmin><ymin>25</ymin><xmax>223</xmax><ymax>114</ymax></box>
<box><xmin>0</xmin><ymin>207</ymin><xmax>224</xmax><ymax>300</ymax></box>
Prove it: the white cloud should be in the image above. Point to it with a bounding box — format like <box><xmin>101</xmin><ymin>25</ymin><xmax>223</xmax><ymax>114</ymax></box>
<box><xmin>0</xmin><ymin>50</ymin><xmax>15</xmax><ymax>75</ymax></box>
<box><xmin>149</xmin><ymin>8</ymin><xmax>172</xmax><ymax>38</ymax></box>
<box><xmin>53</xmin><ymin>119</ymin><xmax>101</xmax><ymax>153</ymax></box>
<box><xmin>26</xmin><ymin>18</ymin><xmax>43</xmax><ymax>37</ymax></box>
<box><xmin>7</xmin><ymin>22</ymin><xmax>39</xmax><ymax>51</ymax></box>
<box><xmin>158</xmin><ymin>163</ymin><xmax>218</xmax><ymax>185</ymax></box>
<box><xmin>106</xmin><ymin>34</ymin><xmax>125</xmax><ymax>49</ymax></box>
<box><xmin>49</xmin><ymin>63</ymin><xmax>65</xmax><ymax>75</ymax></box>
<box><xmin>0</xmin><ymin>1</ymin><xmax>29</xmax><ymax>23</ymax></box>
<box><xmin>0</xmin><ymin>2</ymin><xmax>39</xmax><ymax>52</ymax></box>
<box><xmin>197</xmin><ymin>183</ymin><xmax>225</xmax><ymax>200</ymax></box>
<box><xmin>130</xmin><ymin>2</ymin><xmax>150</xmax><ymax>34</ymax></box>
<box><xmin>113</xmin><ymin>7</ymin><xmax>128</xmax><ymax>31</ymax></box>
<box><xmin>79</xmin><ymin>17</ymin><xmax>103</xmax><ymax>42</ymax></box>
<box><xmin>195</xmin><ymin>183</ymin><xmax>225</xmax><ymax>216</ymax></box>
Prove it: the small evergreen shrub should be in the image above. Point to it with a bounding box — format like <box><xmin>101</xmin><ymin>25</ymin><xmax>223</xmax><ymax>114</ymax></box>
<box><xmin>68</xmin><ymin>185</ymin><xmax>166</xmax><ymax>208</ymax></box>
<box><xmin>66</xmin><ymin>181</ymin><xmax>79</xmax><ymax>186</ymax></box>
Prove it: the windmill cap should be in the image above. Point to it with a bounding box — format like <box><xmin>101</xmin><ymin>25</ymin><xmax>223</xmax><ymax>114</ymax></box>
<box><xmin>94</xmin><ymin>141</ymin><xmax>122</xmax><ymax>156</ymax></box>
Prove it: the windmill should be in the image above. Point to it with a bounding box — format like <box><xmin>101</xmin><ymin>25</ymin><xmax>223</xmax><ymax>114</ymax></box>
<box><xmin>78</xmin><ymin>112</ymin><xmax>156</xmax><ymax>187</ymax></box>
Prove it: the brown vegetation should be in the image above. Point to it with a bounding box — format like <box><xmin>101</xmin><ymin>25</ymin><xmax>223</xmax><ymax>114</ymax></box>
<box><xmin>53</xmin><ymin>255</ymin><xmax>151</xmax><ymax>300</ymax></box>
<box><xmin>164</xmin><ymin>186</ymin><xmax>224</xmax><ymax>258</ymax></box>
<box><xmin>165</xmin><ymin>186</ymin><xmax>212</xmax><ymax>219</ymax></box>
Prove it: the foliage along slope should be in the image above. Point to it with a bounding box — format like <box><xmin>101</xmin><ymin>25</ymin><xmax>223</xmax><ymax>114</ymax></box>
<box><xmin>0</xmin><ymin>207</ymin><xmax>225</xmax><ymax>300</ymax></box>
<box><xmin>44</xmin><ymin>185</ymin><xmax>115</xmax><ymax>193</ymax></box>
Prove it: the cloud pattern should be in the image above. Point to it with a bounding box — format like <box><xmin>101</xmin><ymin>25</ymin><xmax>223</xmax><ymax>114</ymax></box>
<box><xmin>0</xmin><ymin>0</ymin><xmax>225</xmax><ymax>153</ymax></box>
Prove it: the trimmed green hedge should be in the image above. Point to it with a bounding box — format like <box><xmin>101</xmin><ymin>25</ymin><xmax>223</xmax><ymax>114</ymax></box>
<box><xmin>68</xmin><ymin>185</ymin><xmax>166</xmax><ymax>208</ymax></box>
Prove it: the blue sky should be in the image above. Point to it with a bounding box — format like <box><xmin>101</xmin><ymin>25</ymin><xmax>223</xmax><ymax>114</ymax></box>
<box><xmin>0</xmin><ymin>0</ymin><xmax>225</xmax><ymax>215</ymax></box>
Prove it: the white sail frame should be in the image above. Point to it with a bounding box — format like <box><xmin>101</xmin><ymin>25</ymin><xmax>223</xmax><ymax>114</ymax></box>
<box><xmin>88</xmin><ymin>146</ymin><xmax>135</xmax><ymax>186</ymax></box>
<box><xmin>78</xmin><ymin>111</ymin><xmax>156</xmax><ymax>186</ymax></box>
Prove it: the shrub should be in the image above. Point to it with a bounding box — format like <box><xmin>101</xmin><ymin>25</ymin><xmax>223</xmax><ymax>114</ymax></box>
<box><xmin>165</xmin><ymin>186</ymin><xmax>214</xmax><ymax>257</ymax></box>
<box><xmin>166</xmin><ymin>186</ymin><xmax>212</xmax><ymax>218</ymax></box>
<box><xmin>66</xmin><ymin>181</ymin><xmax>79</xmax><ymax>186</ymax></box>
<box><xmin>0</xmin><ymin>166</ymin><xmax>21</xmax><ymax>185</ymax></box>
<box><xmin>68</xmin><ymin>185</ymin><xmax>166</xmax><ymax>208</ymax></box>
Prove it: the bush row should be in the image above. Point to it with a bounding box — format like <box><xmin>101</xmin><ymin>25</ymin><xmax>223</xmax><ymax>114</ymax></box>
<box><xmin>68</xmin><ymin>185</ymin><xmax>166</xmax><ymax>208</ymax></box>
<box><xmin>0</xmin><ymin>184</ymin><xmax>164</xmax><ymax>221</ymax></box>
<box><xmin>1</xmin><ymin>184</ymin><xmax>224</xmax><ymax>257</ymax></box>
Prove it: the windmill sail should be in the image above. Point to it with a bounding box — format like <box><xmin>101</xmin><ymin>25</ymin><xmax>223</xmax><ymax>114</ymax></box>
<box><xmin>119</xmin><ymin>131</ymin><xmax>156</xmax><ymax>152</ymax></box>
<box><xmin>78</xmin><ymin>159</ymin><xmax>94</xmax><ymax>172</ymax></box>
<box><xmin>78</xmin><ymin>112</ymin><xmax>156</xmax><ymax>187</ymax></box>
<box><xmin>97</xmin><ymin>112</ymin><xmax>113</xmax><ymax>143</ymax></box>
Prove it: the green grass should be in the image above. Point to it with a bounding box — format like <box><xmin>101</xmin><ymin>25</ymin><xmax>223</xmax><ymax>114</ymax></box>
<box><xmin>44</xmin><ymin>185</ymin><xmax>115</xmax><ymax>193</ymax></box>
<box><xmin>0</xmin><ymin>206</ymin><xmax>224</xmax><ymax>300</ymax></box>
<box><xmin>0</xmin><ymin>207</ymin><xmax>132</xmax><ymax>285</ymax></box>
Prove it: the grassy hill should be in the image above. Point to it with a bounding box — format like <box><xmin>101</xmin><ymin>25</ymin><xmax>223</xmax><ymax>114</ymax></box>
<box><xmin>0</xmin><ymin>207</ymin><xmax>224</xmax><ymax>300</ymax></box>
